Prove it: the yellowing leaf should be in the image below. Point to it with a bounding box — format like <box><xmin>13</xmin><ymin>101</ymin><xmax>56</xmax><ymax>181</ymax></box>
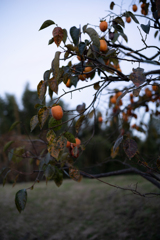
<box><xmin>48</xmin><ymin>77</ymin><xmax>58</xmax><ymax>94</ymax></box>
<box><xmin>3</xmin><ymin>141</ymin><xmax>14</xmax><ymax>152</ymax></box>
<box><xmin>75</xmin><ymin>115</ymin><xmax>85</xmax><ymax>133</ymax></box>
<box><xmin>30</xmin><ymin>115</ymin><xmax>39</xmax><ymax>132</ymax></box>
<box><xmin>48</xmin><ymin>136</ymin><xmax>67</xmax><ymax>160</ymax></box>
<box><xmin>111</xmin><ymin>146</ymin><xmax>119</xmax><ymax>158</ymax></box>
<box><xmin>37</xmin><ymin>80</ymin><xmax>46</xmax><ymax>100</ymax></box>
<box><xmin>38</xmin><ymin>107</ymin><xmax>49</xmax><ymax>129</ymax></box>
<box><xmin>51</xmin><ymin>51</ymin><xmax>61</xmax><ymax>81</ymax></box>
<box><xmin>46</xmin><ymin>130</ymin><xmax>56</xmax><ymax>144</ymax></box>
<box><xmin>69</xmin><ymin>167</ymin><xmax>82</xmax><ymax>182</ymax></box>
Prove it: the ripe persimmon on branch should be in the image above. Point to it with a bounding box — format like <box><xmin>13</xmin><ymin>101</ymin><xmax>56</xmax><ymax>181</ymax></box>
<box><xmin>1</xmin><ymin>0</ymin><xmax>160</xmax><ymax>213</ymax></box>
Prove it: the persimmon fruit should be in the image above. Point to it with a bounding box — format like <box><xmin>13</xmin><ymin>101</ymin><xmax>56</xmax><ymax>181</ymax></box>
<box><xmin>66</xmin><ymin>79</ymin><xmax>71</xmax><ymax>87</ymax></box>
<box><xmin>126</xmin><ymin>17</ymin><xmax>131</xmax><ymax>23</ymax></box>
<box><xmin>110</xmin><ymin>96</ymin><xmax>117</xmax><ymax>104</ymax></box>
<box><xmin>72</xmin><ymin>138</ymin><xmax>81</xmax><ymax>147</ymax></box>
<box><xmin>100</xmin><ymin>40</ymin><xmax>108</xmax><ymax>51</ymax></box>
<box><xmin>152</xmin><ymin>85</ymin><xmax>158</xmax><ymax>91</ymax></box>
<box><xmin>98</xmin><ymin>116</ymin><xmax>103</xmax><ymax>123</ymax></box>
<box><xmin>132</xmin><ymin>4</ymin><xmax>138</xmax><ymax>12</ymax></box>
<box><xmin>99</xmin><ymin>21</ymin><xmax>108</xmax><ymax>32</ymax></box>
<box><xmin>66</xmin><ymin>141</ymin><xmax>71</xmax><ymax>148</ymax></box>
<box><xmin>51</xmin><ymin>105</ymin><xmax>63</xmax><ymax>120</ymax></box>
<box><xmin>145</xmin><ymin>88</ymin><xmax>152</xmax><ymax>98</ymax></box>
<box><xmin>78</xmin><ymin>74</ymin><xmax>87</xmax><ymax>81</ymax></box>
<box><xmin>84</xmin><ymin>66</ymin><xmax>92</xmax><ymax>73</ymax></box>
<box><xmin>116</xmin><ymin>91</ymin><xmax>122</xmax><ymax>99</ymax></box>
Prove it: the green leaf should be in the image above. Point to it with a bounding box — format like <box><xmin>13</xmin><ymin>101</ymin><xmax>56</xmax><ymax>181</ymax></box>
<box><xmin>12</xmin><ymin>147</ymin><xmax>25</xmax><ymax>163</ymax></box>
<box><xmin>15</xmin><ymin>189</ymin><xmax>27</xmax><ymax>213</ymax></box>
<box><xmin>119</xmin><ymin>32</ymin><xmax>128</xmax><ymax>42</ymax></box>
<box><xmin>3</xmin><ymin>169</ymin><xmax>11</xmax><ymax>186</ymax></box>
<box><xmin>142</xmin><ymin>60</ymin><xmax>160</xmax><ymax>65</ymax></box>
<box><xmin>9</xmin><ymin>121</ymin><xmax>20</xmax><ymax>132</ymax></box>
<box><xmin>37</xmin><ymin>80</ymin><xmax>46</xmax><ymax>101</ymax></box>
<box><xmin>70</xmin><ymin>75</ymin><xmax>79</xmax><ymax>87</ymax></box>
<box><xmin>127</xmin><ymin>11</ymin><xmax>139</xmax><ymax>24</ymax></box>
<box><xmin>12</xmin><ymin>174</ymin><xmax>19</xmax><ymax>188</ymax></box>
<box><xmin>70</xmin><ymin>26</ymin><xmax>80</xmax><ymax>46</ymax></box>
<box><xmin>141</xmin><ymin>21</ymin><xmax>150</xmax><ymax>34</ymax></box>
<box><xmin>48</xmin><ymin>38</ymin><xmax>54</xmax><ymax>45</ymax></box>
<box><xmin>154</xmin><ymin>30</ymin><xmax>159</xmax><ymax>38</ymax></box>
<box><xmin>43</xmin><ymin>70</ymin><xmax>51</xmax><ymax>81</ymax></box>
<box><xmin>39</xmin><ymin>20</ymin><xmax>55</xmax><ymax>30</ymax></box>
<box><xmin>38</xmin><ymin>107</ymin><xmax>49</xmax><ymax>129</ymax></box>
<box><xmin>105</xmin><ymin>49</ymin><xmax>116</xmax><ymax>58</ymax></box>
<box><xmin>82</xmin><ymin>24</ymin><xmax>88</xmax><ymax>33</ymax></box>
<box><xmin>84</xmin><ymin>27</ymin><xmax>100</xmax><ymax>49</ymax></box>
<box><xmin>113</xmin><ymin>17</ymin><xmax>124</xmax><ymax>27</ymax></box>
<box><xmin>78</xmin><ymin>42</ymin><xmax>86</xmax><ymax>55</ymax></box>
<box><xmin>48</xmin><ymin>117</ymin><xmax>62</xmax><ymax>131</ymax></box>
<box><xmin>30</xmin><ymin>115</ymin><xmax>39</xmax><ymax>132</ymax></box>
<box><xmin>8</xmin><ymin>148</ymin><xmax>14</xmax><ymax>161</ymax></box>
<box><xmin>112</xmin><ymin>24</ymin><xmax>123</xmax><ymax>33</ymax></box>
<box><xmin>63</xmin><ymin>132</ymin><xmax>76</xmax><ymax>143</ymax></box>
<box><xmin>54</xmin><ymin>168</ymin><xmax>63</xmax><ymax>187</ymax></box>
<box><xmin>44</xmin><ymin>164</ymin><xmax>55</xmax><ymax>181</ymax></box>
<box><xmin>3</xmin><ymin>141</ymin><xmax>14</xmax><ymax>152</ymax></box>
<box><xmin>62</xmin><ymin>29</ymin><xmax>67</xmax><ymax>44</ymax></box>
<box><xmin>112</xmin><ymin>32</ymin><xmax>119</xmax><ymax>43</ymax></box>
<box><xmin>110</xmin><ymin>1</ymin><xmax>115</xmax><ymax>10</ymax></box>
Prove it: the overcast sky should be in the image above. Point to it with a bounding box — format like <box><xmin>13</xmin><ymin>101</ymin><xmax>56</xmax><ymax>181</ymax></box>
<box><xmin>0</xmin><ymin>0</ymin><xmax>159</xmax><ymax>113</ymax></box>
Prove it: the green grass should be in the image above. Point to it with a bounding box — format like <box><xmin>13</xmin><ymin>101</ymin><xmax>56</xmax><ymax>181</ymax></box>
<box><xmin>0</xmin><ymin>175</ymin><xmax>160</xmax><ymax>240</ymax></box>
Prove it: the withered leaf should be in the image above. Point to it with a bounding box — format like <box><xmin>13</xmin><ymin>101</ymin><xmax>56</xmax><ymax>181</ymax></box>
<box><xmin>123</xmin><ymin>138</ymin><xmax>138</xmax><ymax>159</ymax></box>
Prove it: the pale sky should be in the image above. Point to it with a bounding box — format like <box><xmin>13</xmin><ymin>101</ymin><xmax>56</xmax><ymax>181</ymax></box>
<box><xmin>0</xmin><ymin>0</ymin><xmax>159</xmax><ymax>113</ymax></box>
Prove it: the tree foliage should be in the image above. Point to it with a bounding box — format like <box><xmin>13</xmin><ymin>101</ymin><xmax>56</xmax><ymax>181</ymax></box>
<box><xmin>1</xmin><ymin>0</ymin><xmax>160</xmax><ymax>212</ymax></box>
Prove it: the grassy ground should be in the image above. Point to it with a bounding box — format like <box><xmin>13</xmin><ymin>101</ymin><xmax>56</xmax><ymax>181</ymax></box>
<box><xmin>0</xmin><ymin>175</ymin><xmax>160</xmax><ymax>240</ymax></box>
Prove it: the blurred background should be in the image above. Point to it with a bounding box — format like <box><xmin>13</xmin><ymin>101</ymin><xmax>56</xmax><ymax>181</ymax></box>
<box><xmin>1</xmin><ymin>1</ymin><xmax>160</xmax><ymax>239</ymax></box>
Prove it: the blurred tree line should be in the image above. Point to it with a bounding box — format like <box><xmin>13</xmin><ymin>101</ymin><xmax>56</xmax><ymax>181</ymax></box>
<box><xmin>0</xmin><ymin>83</ymin><xmax>160</xmax><ymax>182</ymax></box>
